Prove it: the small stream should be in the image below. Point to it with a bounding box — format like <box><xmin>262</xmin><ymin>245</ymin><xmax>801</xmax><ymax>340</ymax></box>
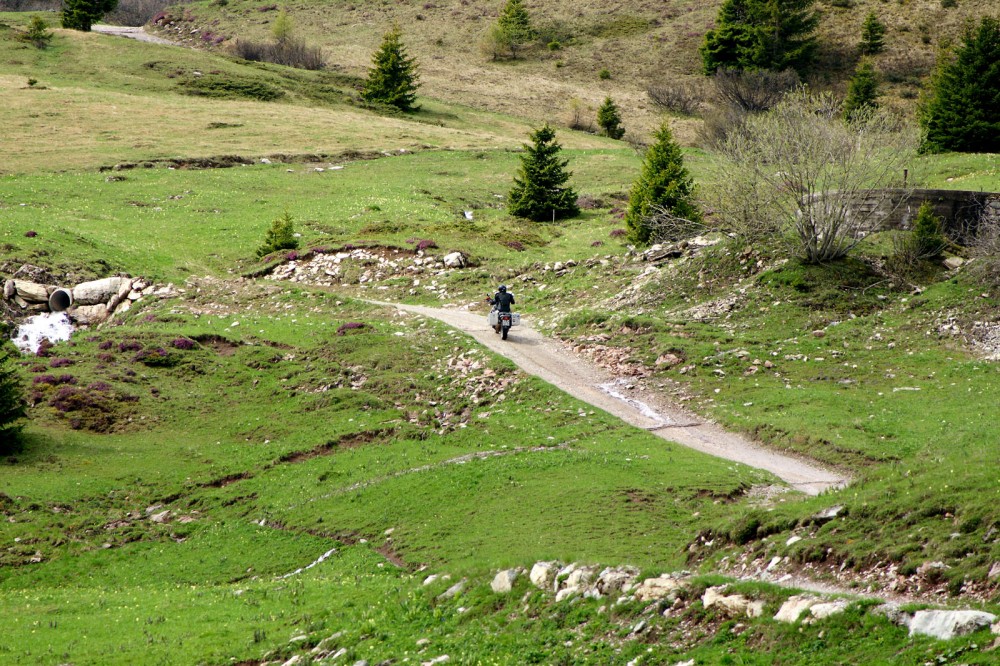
<box><xmin>12</xmin><ymin>312</ymin><xmax>74</xmax><ymax>354</ymax></box>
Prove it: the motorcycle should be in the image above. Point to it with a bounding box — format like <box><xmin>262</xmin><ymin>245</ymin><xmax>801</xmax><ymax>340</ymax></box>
<box><xmin>486</xmin><ymin>297</ymin><xmax>520</xmax><ymax>340</ymax></box>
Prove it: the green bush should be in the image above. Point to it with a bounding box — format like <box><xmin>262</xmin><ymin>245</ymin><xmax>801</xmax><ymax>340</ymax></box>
<box><xmin>598</xmin><ymin>68</ymin><xmax>611</xmax><ymax>80</ymax></box>
<box><xmin>0</xmin><ymin>344</ymin><xmax>27</xmax><ymax>451</ymax></box>
<box><xmin>62</xmin><ymin>0</ymin><xmax>118</xmax><ymax>31</ymax></box>
<box><xmin>596</xmin><ymin>96</ymin><xmax>625</xmax><ymax>139</ymax></box>
<box><xmin>20</xmin><ymin>15</ymin><xmax>53</xmax><ymax>49</ymax></box>
<box><xmin>257</xmin><ymin>211</ymin><xmax>300</xmax><ymax>258</ymax></box>
<box><xmin>912</xmin><ymin>201</ymin><xmax>946</xmax><ymax>258</ymax></box>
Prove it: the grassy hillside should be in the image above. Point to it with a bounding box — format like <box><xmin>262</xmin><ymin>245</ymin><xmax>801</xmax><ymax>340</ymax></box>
<box><xmin>144</xmin><ymin>0</ymin><xmax>1000</xmax><ymax>143</ymax></box>
<box><xmin>0</xmin><ymin>10</ymin><xmax>999</xmax><ymax>666</ymax></box>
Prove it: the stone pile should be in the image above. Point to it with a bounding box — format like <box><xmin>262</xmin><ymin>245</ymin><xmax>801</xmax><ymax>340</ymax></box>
<box><xmin>266</xmin><ymin>248</ymin><xmax>468</xmax><ymax>289</ymax></box>
<box><xmin>2</xmin><ymin>274</ymin><xmax>177</xmax><ymax>325</ymax></box>
<box><xmin>487</xmin><ymin>562</ymin><xmax>1000</xmax><ymax>641</ymax></box>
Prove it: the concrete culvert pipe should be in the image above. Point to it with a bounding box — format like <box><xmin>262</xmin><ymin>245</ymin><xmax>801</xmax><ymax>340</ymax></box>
<box><xmin>49</xmin><ymin>288</ymin><xmax>73</xmax><ymax>312</ymax></box>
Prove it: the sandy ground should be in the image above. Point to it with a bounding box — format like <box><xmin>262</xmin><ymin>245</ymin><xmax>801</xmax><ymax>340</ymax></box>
<box><xmin>373</xmin><ymin>301</ymin><xmax>850</xmax><ymax>496</ymax></box>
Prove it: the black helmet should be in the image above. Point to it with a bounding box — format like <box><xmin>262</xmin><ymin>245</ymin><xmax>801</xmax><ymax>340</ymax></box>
<box><xmin>498</xmin><ymin>285</ymin><xmax>507</xmax><ymax>293</ymax></box>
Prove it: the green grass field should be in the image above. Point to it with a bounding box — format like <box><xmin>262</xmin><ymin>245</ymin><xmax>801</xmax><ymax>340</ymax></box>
<box><xmin>1</xmin><ymin>10</ymin><xmax>999</xmax><ymax>665</ymax></box>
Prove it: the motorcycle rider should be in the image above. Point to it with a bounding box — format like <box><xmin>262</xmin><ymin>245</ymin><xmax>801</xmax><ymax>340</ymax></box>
<box><xmin>487</xmin><ymin>285</ymin><xmax>515</xmax><ymax>333</ymax></box>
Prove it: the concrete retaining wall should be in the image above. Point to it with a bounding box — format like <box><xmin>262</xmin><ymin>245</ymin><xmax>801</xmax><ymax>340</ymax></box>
<box><xmin>852</xmin><ymin>189</ymin><xmax>1000</xmax><ymax>242</ymax></box>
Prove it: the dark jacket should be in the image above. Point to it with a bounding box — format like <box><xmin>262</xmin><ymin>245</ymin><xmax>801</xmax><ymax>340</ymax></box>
<box><xmin>491</xmin><ymin>291</ymin><xmax>515</xmax><ymax>313</ymax></box>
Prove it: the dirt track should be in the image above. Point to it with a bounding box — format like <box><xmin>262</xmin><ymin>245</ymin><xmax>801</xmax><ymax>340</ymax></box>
<box><xmin>373</xmin><ymin>301</ymin><xmax>849</xmax><ymax>496</ymax></box>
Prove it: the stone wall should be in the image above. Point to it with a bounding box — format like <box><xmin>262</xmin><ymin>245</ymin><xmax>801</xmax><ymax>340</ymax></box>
<box><xmin>852</xmin><ymin>189</ymin><xmax>1000</xmax><ymax>243</ymax></box>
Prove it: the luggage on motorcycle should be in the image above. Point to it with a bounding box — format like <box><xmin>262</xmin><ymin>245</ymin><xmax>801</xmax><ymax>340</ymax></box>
<box><xmin>487</xmin><ymin>311</ymin><xmax>520</xmax><ymax>327</ymax></box>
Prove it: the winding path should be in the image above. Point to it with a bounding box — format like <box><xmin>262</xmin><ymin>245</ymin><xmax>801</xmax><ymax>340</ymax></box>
<box><xmin>373</xmin><ymin>301</ymin><xmax>849</xmax><ymax>496</ymax></box>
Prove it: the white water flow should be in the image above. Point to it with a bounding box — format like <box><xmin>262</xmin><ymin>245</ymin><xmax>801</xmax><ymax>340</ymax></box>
<box><xmin>598</xmin><ymin>378</ymin><xmax>673</xmax><ymax>428</ymax></box>
<box><xmin>12</xmin><ymin>312</ymin><xmax>74</xmax><ymax>353</ymax></box>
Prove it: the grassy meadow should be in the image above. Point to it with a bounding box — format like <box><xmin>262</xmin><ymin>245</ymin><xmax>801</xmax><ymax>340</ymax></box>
<box><xmin>0</xmin><ymin>8</ymin><xmax>999</xmax><ymax>666</ymax></box>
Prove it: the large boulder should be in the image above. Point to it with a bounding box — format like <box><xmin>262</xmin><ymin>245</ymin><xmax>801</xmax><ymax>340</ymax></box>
<box><xmin>908</xmin><ymin>610</ymin><xmax>997</xmax><ymax>640</ymax></box>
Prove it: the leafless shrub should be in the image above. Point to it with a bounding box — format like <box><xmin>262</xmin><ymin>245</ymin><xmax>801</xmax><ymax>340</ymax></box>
<box><xmin>712</xmin><ymin>68</ymin><xmax>800</xmax><ymax>113</ymax></box>
<box><xmin>566</xmin><ymin>98</ymin><xmax>593</xmax><ymax>131</ymax></box>
<box><xmin>644</xmin><ymin>204</ymin><xmax>707</xmax><ymax>243</ymax></box>
<box><xmin>697</xmin><ymin>104</ymin><xmax>749</xmax><ymax>150</ymax></box>
<box><xmin>714</xmin><ymin>90</ymin><xmax>918</xmax><ymax>263</ymax></box>
<box><xmin>647</xmin><ymin>81</ymin><xmax>703</xmax><ymax>116</ymax></box>
<box><xmin>105</xmin><ymin>0</ymin><xmax>185</xmax><ymax>26</ymax></box>
<box><xmin>968</xmin><ymin>220</ymin><xmax>1000</xmax><ymax>285</ymax></box>
<box><xmin>231</xmin><ymin>38</ymin><xmax>325</xmax><ymax>70</ymax></box>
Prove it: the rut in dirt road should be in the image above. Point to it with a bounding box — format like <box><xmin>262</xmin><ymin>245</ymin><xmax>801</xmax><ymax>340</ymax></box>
<box><xmin>373</xmin><ymin>301</ymin><xmax>849</xmax><ymax>496</ymax></box>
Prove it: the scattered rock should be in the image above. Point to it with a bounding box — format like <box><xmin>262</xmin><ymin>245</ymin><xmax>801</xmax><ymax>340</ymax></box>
<box><xmin>437</xmin><ymin>579</ymin><xmax>466</xmax><ymax>600</ymax></box>
<box><xmin>807</xmin><ymin>599</ymin><xmax>850</xmax><ymax>621</ymax></box>
<box><xmin>989</xmin><ymin>562</ymin><xmax>1000</xmax><ymax>580</ymax></box>
<box><xmin>491</xmin><ymin>569</ymin><xmax>518</xmax><ymax>594</ymax></box>
<box><xmin>703</xmin><ymin>586</ymin><xmax>764</xmax><ymax>618</ymax></box>
<box><xmin>908</xmin><ymin>610</ymin><xmax>997</xmax><ymax>640</ymax></box>
<box><xmin>149</xmin><ymin>510</ymin><xmax>170</xmax><ymax>524</ymax></box>
<box><xmin>774</xmin><ymin>595</ymin><xmax>820</xmax><ymax>623</ymax></box>
<box><xmin>633</xmin><ymin>575</ymin><xmax>685</xmax><ymax>602</ymax></box>
<box><xmin>871</xmin><ymin>602</ymin><xmax>911</xmax><ymax>627</ymax></box>
<box><xmin>943</xmin><ymin>256</ymin><xmax>965</xmax><ymax>270</ymax></box>
<box><xmin>442</xmin><ymin>252</ymin><xmax>467</xmax><ymax>268</ymax></box>
<box><xmin>529</xmin><ymin>561</ymin><xmax>560</xmax><ymax>590</ymax></box>
<box><xmin>809</xmin><ymin>505</ymin><xmax>844</xmax><ymax>524</ymax></box>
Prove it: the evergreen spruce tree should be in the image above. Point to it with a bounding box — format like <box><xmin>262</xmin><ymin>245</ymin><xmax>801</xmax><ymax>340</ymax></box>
<box><xmin>61</xmin><ymin>0</ymin><xmax>118</xmax><ymax>31</ymax></box>
<box><xmin>21</xmin><ymin>15</ymin><xmax>53</xmax><ymax>48</ymax></box>
<box><xmin>921</xmin><ymin>16</ymin><xmax>1000</xmax><ymax>153</ymax></box>
<box><xmin>495</xmin><ymin>0</ymin><xmax>536</xmax><ymax>59</ymax></box>
<box><xmin>912</xmin><ymin>201</ymin><xmax>946</xmax><ymax>258</ymax></box>
<box><xmin>624</xmin><ymin>124</ymin><xmax>702</xmax><ymax>246</ymax></box>
<box><xmin>507</xmin><ymin>124</ymin><xmax>580</xmax><ymax>222</ymax></box>
<box><xmin>844</xmin><ymin>59</ymin><xmax>880</xmax><ymax>121</ymax></box>
<box><xmin>362</xmin><ymin>26</ymin><xmax>420</xmax><ymax>112</ymax></box>
<box><xmin>0</xmin><ymin>344</ymin><xmax>27</xmax><ymax>451</ymax></box>
<box><xmin>700</xmin><ymin>0</ymin><xmax>818</xmax><ymax>76</ymax></box>
<box><xmin>257</xmin><ymin>211</ymin><xmax>300</xmax><ymax>258</ymax></box>
<box><xmin>860</xmin><ymin>11</ymin><xmax>887</xmax><ymax>56</ymax></box>
<box><xmin>597</xmin><ymin>97</ymin><xmax>625</xmax><ymax>139</ymax></box>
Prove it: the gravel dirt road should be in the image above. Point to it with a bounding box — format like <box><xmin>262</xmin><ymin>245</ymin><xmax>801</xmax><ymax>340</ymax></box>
<box><xmin>374</xmin><ymin>301</ymin><xmax>849</xmax><ymax>496</ymax></box>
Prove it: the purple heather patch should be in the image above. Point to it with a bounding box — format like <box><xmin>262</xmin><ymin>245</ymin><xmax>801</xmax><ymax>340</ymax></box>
<box><xmin>336</xmin><ymin>322</ymin><xmax>366</xmax><ymax>336</ymax></box>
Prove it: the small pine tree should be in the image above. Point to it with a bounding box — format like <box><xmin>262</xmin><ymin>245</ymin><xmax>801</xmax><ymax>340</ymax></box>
<box><xmin>597</xmin><ymin>97</ymin><xmax>625</xmax><ymax>139</ymax></box>
<box><xmin>912</xmin><ymin>201</ymin><xmax>946</xmax><ymax>258</ymax></box>
<box><xmin>624</xmin><ymin>124</ymin><xmax>702</xmax><ymax>246</ymax></box>
<box><xmin>844</xmin><ymin>59</ymin><xmax>880</xmax><ymax>121</ymax></box>
<box><xmin>507</xmin><ymin>124</ymin><xmax>580</xmax><ymax>222</ymax></box>
<box><xmin>21</xmin><ymin>15</ymin><xmax>53</xmax><ymax>49</ymax></box>
<box><xmin>921</xmin><ymin>16</ymin><xmax>1000</xmax><ymax>154</ymax></box>
<box><xmin>860</xmin><ymin>12</ymin><xmax>886</xmax><ymax>56</ymax></box>
<box><xmin>271</xmin><ymin>8</ymin><xmax>293</xmax><ymax>44</ymax></box>
<box><xmin>0</xmin><ymin>344</ymin><xmax>27</xmax><ymax>451</ymax></box>
<box><xmin>495</xmin><ymin>0</ymin><xmax>536</xmax><ymax>59</ymax></box>
<box><xmin>361</xmin><ymin>26</ymin><xmax>420</xmax><ymax>112</ymax></box>
<box><xmin>257</xmin><ymin>211</ymin><xmax>300</xmax><ymax>258</ymax></box>
<box><xmin>62</xmin><ymin>0</ymin><xmax>118</xmax><ymax>32</ymax></box>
